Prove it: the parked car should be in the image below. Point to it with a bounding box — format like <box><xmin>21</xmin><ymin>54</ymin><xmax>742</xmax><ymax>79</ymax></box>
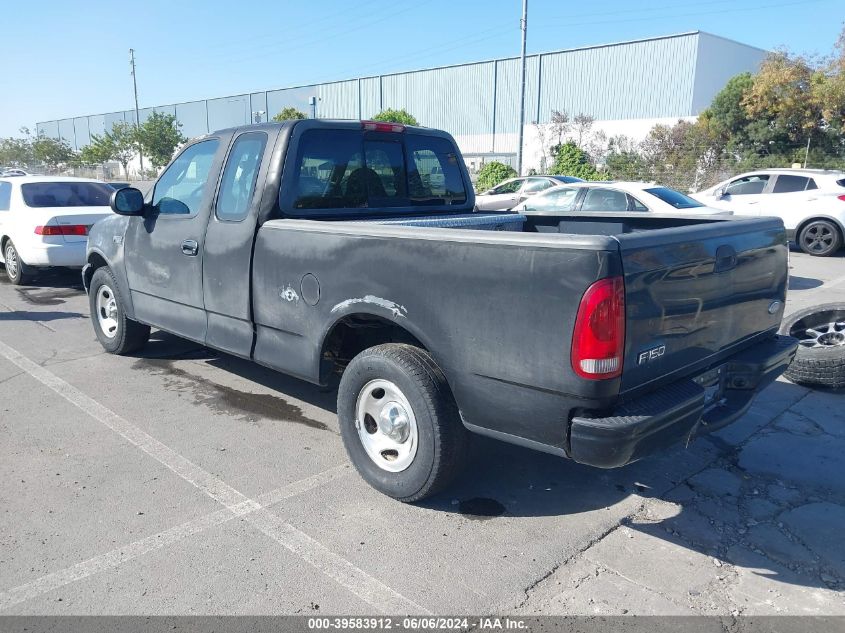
<box><xmin>0</xmin><ymin>168</ymin><xmax>31</xmax><ymax>177</ymax></box>
<box><xmin>514</xmin><ymin>181</ymin><xmax>730</xmax><ymax>215</ymax></box>
<box><xmin>84</xmin><ymin>119</ymin><xmax>796</xmax><ymax>502</ymax></box>
<box><xmin>475</xmin><ymin>175</ymin><xmax>583</xmax><ymax>211</ymax></box>
<box><xmin>0</xmin><ymin>176</ymin><xmax>115</xmax><ymax>284</ymax></box>
<box><xmin>692</xmin><ymin>169</ymin><xmax>845</xmax><ymax>256</ymax></box>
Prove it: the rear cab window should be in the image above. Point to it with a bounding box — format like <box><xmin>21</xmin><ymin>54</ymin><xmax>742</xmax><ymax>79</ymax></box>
<box><xmin>20</xmin><ymin>182</ymin><xmax>113</xmax><ymax>207</ymax></box>
<box><xmin>284</xmin><ymin>127</ymin><xmax>468</xmax><ymax>216</ymax></box>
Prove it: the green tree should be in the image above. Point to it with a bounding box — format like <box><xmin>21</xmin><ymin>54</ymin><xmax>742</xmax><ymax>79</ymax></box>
<box><xmin>371</xmin><ymin>109</ymin><xmax>419</xmax><ymax>126</ymax></box>
<box><xmin>272</xmin><ymin>107</ymin><xmax>307</xmax><ymax>122</ymax></box>
<box><xmin>31</xmin><ymin>134</ymin><xmax>76</xmax><ymax>167</ymax></box>
<box><xmin>549</xmin><ymin>142</ymin><xmax>601</xmax><ymax>180</ymax></box>
<box><xmin>0</xmin><ymin>134</ymin><xmax>34</xmax><ymax>167</ymax></box>
<box><xmin>475</xmin><ymin>161</ymin><xmax>517</xmax><ymax>192</ymax></box>
<box><xmin>136</xmin><ymin>112</ymin><xmax>186</xmax><ymax>169</ymax></box>
<box><xmin>82</xmin><ymin>122</ymin><xmax>138</xmax><ymax>177</ymax></box>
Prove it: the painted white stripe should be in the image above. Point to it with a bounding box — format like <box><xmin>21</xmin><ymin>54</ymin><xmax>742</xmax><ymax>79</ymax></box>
<box><xmin>0</xmin><ymin>468</ymin><xmax>347</xmax><ymax>612</ymax></box>
<box><xmin>0</xmin><ymin>339</ymin><xmax>426</xmax><ymax>615</ymax></box>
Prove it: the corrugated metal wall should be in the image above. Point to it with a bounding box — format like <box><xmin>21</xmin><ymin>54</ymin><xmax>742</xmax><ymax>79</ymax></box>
<box><xmin>36</xmin><ymin>32</ymin><xmax>764</xmax><ymax>155</ymax></box>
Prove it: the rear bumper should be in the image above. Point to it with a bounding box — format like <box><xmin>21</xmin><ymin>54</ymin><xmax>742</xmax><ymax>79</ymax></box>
<box><xmin>19</xmin><ymin>241</ymin><xmax>87</xmax><ymax>268</ymax></box>
<box><xmin>569</xmin><ymin>335</ymin><xmax>798</xmax><ymax>468</ymax></box>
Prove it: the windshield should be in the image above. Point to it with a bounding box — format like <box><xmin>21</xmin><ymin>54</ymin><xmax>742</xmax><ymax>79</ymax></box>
<box><xmin>644</xmin><ymin>187</ymin><xmax>704</xmax><ymax>209</ymax></box>
<box><xmin>21</xmin><ymin>182</ymin><xmax>114</xmax><ymax>207</ymax></box>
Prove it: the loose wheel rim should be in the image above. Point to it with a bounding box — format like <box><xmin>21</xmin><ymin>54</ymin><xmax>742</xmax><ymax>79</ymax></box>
<box><xmin>5</xmin><ymin>245</ymin><xmax>17</xmax><ymax>279</ymax></box>
<box><xmin>96</xmin><ymin>285</ymin><xmax>119</xmax><ymax>339</ymax></box>
<box><xmin>802</xmin><ymin>224</ymin><xmax>835</xmax><ymax>254</ymax></box>
<box><xmin>790</xmin><ymin>309</ymin><xmax>845</xmax><ymax>348</ymax></box>
<box><xmin>355</xmin><ymin>379</ymin><xmax>418</xmax><ymax>472</ymax></box>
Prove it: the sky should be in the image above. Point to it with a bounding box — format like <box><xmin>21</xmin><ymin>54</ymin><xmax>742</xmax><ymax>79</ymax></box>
<box><xmin>1</xmin><ymin>0</ymin><xmax>842</xmax><ymax>138</ymax></box>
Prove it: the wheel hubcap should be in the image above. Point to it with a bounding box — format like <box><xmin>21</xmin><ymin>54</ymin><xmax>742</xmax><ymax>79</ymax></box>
<box><xmin>355</xmin><ymin>379</ymin><xmax>418</xmax><ymax>472</ymax></box>
<box><xmin>5</xmin><ymin>246</ymin><xmax>17</xmax><ymax>278</ymax></box>
<box><xmin>96</xmin><ymin>285</ymin><xmax>119</xmax><ymax>339</ymax></box>
<box><xmin>803</xmin><ymin>224</ymin><xmax>834</xmax><ymax>253</ymax></box>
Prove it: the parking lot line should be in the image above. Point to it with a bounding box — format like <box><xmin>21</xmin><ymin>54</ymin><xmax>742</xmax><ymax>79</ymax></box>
<box><xmin>0</xmin><ymin>467</ymin><xmax>348</xmax><ymax>612</ymax></box>
<box><xmin>0</xmin><ymin>338</ymin><xmax>426</xmax><ymax>615</ymax></box>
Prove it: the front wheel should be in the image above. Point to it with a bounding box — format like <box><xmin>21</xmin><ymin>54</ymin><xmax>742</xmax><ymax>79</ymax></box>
<box><xmin>797</xmin><ymin>220</ymin><xmax>842</xmax><ymax>257</ymax></box>
<box><xmin>89</xmin><ymin>267</ymin><xmax>150</xmax><ymax>354</ymax></box>
<box><xmin>337</xmin><ymin>344</ymin><xmax>468</xmax><ymax>502</ymax></box>
<box><xmin>3</xmin><ymin>240</ymin><xmax>34</xmax><ymax>285</ymax></box>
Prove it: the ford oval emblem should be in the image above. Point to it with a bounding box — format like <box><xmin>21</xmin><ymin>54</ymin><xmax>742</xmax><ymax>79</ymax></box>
<box><xmin>768</xmin><ymin>300</ymin><xmax>782</xmax><ymax>315</ymax></box>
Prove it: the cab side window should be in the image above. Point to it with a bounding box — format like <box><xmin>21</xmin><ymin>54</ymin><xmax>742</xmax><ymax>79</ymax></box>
<box><xmin>725</xmin><ymin>174</ymin><xmax>769</xmax><ymax>195</ymax></box>
<box><xmin>216</xmin><ymin>133</ymin><xmax>267</xmax><ymax>221</ymax></box>
<box><xmin>152</xmin><ymin>139</ymin><xmax>220</xmax><ymax>215</ymax></box>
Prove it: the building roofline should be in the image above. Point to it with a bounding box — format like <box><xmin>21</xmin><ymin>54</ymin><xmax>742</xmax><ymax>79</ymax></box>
<box><xmin>37</xmin><ymin>30</ymin><xmax>743</xmax><ymax>128</ymax></box>
<box><xmin>695</xmin><ymin>31</ymin><xmax>769</xmax><ymax>55</ymax></box>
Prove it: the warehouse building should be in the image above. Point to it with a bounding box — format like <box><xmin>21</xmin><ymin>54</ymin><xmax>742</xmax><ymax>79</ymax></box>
<box><xmin>36</xmin><ymin>31</ymin><xmax>766</xmax><ymax>175</ymax></box>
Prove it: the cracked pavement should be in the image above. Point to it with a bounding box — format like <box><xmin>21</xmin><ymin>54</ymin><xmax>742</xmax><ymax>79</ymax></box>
<box><xmin>0</xmin><ymin>250</ymin><xmax>844</xmax><ymax>615</ymax></box>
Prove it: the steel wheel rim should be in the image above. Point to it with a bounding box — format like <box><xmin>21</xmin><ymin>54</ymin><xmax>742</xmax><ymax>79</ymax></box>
<box><xmin>790</xmin><ymin>309</ymin><xmax>845</xmax><ymax>348</ymax></box>
<box><xmin>5</xmin><ymin>245</ymin><xmax>17</xmax><ymax>278</ymax></box>
<box><xmin>96</xmin><ymin>285</ymin><xmax>119</xmax><ymax>339</ymax></box>
<box><xmin>355</xmin><ymin>379</ymin><xmax>418</xmax><ymax>472</ymax></box>
<box><xmin>803</xmin><ymin>224</ymin><xmax>835</xmax><ymax>254</ymax></box>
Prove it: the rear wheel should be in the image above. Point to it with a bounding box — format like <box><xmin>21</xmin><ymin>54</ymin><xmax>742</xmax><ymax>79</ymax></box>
<box><xmin>89</xmin><ymin>267</ymin><xmax>150</xmax><ymax>354</ymax></box>
<box><xmin>780</xmin><ymin>303</ymin><xmax>845</xmax><ymax>389</ymax></box>
<box><xmin>337</xmin><ymin>344</ymin><xmax>468</xmax><ymax>502</ymax></box>
<box><xmin>3</xmin><ymin>240</ymin><xmax>34</xmax><ymax>285</ymax></box>
<box><xmin>797</xmin><ymin>220</ymin><xmax>842</xmax><ymax>257</ymax></box>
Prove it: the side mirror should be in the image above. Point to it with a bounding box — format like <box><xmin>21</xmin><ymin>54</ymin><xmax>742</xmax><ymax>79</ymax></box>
<box><xmin>714</xmin><ymin>187</ymin><xmax>726</xmax><ymax>201</ymax></box>
<box><xmin>110</xmin><ymin>187</ymin><xmax>145</xmax><ymax>216</ymax></box>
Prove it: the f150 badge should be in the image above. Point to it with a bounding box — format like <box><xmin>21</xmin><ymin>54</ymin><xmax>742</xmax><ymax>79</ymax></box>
<box><xmin>638</xmin><ymin>345</ymin><xmax>666</xmax><ymax>365</ymax></box>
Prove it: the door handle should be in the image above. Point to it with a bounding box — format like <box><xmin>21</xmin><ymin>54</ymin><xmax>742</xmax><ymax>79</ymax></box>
<box><xmin>181</xmin><ymin>239</ymin><xmax>199</xmax><ymax>256</ymax></box>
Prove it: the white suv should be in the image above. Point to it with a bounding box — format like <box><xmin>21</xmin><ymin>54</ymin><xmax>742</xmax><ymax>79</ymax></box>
<box><xmin>693</xmin><ymin>169</ymin><xmax>845</xmax><ymax>256</ymax></box>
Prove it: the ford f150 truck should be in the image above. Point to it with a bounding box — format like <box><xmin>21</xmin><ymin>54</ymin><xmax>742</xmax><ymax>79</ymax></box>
<box><xmin>83</xmin><ymin>120</ymin><xmax>797</xmax><ymax>502</ymax></box>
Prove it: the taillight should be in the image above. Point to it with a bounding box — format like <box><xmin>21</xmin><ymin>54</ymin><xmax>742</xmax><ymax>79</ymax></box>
<box><xmin>837</xmin><ymin>195</ymin><xmax>845</xmax><ymax>202</ymax></box>
<box><xmin>35</xmin><ymin>225</ymin><xmax>88</xmax><ymax>236</ymax></box>
<box><xmin>361</xmin><ymin>120</ymin><xmax>406</xmax><ymax>133</ymax></box>
<box><xmin>571</xmin><ymin>276</ymin><xmax>625</xmax><ymax>380</ymax></box>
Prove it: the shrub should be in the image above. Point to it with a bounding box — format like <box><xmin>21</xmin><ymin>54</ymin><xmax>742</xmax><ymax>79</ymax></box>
<box><xmin>371</xmin><ymin>109</ymin><xmax>419</xmax><ymax>126</ymax></box>
<box><xmin>475</xmin><ymin>161</ymin><xmax>517</xmax><ymax>192</ymax></box>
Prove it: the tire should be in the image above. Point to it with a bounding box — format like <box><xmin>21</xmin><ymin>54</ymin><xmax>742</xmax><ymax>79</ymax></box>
<box><xmin>3</xmin><ymin>240</ymin><xmax>34</xmax><ymax>285</ymax></box>
<box><xmin>337</xmin><ymin>344</ymin><xmax>468</xmax><ymax>502</ymax></box>
<box><xmin>89</xmin><ymin>267</ymin><xmax>150</xmax><ymax>355</ymax></box>
<box><xmin>797</xmin><ymin>220</ymin><xmax>842</xmax><ymax>257</ymax></box>
<box><xmin>780</xmin><ymin>303</ymin><xmax>845</xmax><ymax>389</ymax></box>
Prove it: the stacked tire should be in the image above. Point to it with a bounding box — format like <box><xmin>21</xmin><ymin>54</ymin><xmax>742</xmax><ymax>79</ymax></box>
<box><xmin>780</xmin><ymin>303</ymin><xmax>845</xmax><ymax>389</ymax></box>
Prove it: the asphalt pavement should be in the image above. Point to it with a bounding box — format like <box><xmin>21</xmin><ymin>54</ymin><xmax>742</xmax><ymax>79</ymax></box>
<box><xmin>0</xmin><ymin>248</ymin><xmax>843</xmax><ymax>616</ymax></box>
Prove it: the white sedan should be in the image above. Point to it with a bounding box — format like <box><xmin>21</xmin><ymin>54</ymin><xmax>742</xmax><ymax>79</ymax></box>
<box><xmin>692</xmin><ymin>169</ymin><xmax>845</xmax><ymax>256</ymax></box>
<box><xmin>513</xmin><ymin>181</ymin><xmax>730</xmax><ymax>215</ymax></box>
<box><xmin>0</xmin><ymin>176</ymin><xmax>115</xmax><ymax>285</ymax></box>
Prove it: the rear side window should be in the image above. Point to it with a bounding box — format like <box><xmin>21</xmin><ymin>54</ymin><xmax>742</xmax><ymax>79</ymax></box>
<box><xmin>581</xmin><ymin>188</ymin><xmax>629</xmax><ymax>212</ymax></box>
<box><xmin>21</xmin><ymin>182</ymin><xmax>113</xmax><ymax>207</ymax></box>
<box><xmin>772</xmin><ymin>175</ymin><xmax>815</xmax><ymax>193</ymax></box>
<box><xmin>0</xmin><ymin>182</ymin><xmax>10</xmax><ymax>210</ymax></box>
<box><xmin>290</xmin><ymin>129</ymin><xmax>466</xmax><ymax>211</ymax></box>
<box><xmin>216</xmin><ymin>132</ymin><xmax>267</xmax><ymax>221</ymax></box>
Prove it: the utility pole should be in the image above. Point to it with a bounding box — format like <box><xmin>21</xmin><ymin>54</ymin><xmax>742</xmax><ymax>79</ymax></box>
<box><xmin>516</xmin><ymin>0</ymin><xmax>528</xmax><ymax>176</ymax></box>
<box><xmin>129</xmin><ymin>48</ymin><xmax>144</xmax><ymax>175</ymax></box>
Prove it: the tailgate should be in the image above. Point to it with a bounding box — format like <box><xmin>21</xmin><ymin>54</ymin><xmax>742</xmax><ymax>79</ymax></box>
<box><xmin>617</xmin><ymin>217</ymin><xmax>788</xmax><ymax>394</ymax></box>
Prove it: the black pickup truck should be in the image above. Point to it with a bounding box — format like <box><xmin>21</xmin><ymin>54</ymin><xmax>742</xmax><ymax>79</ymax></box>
<box><xmin>84</xmin><ymin>120</ymin><xmax>797</xmax><ymax>501</ymax></box>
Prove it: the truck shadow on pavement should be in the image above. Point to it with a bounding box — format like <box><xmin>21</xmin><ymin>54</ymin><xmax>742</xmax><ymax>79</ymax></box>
<box><xmin>133</xmin><ymin>332</ymin><xmax>844</xmax><ymax>598</ymax></box>
<box><xmin>787</xmin><ymin>275</ymin><xmax>823</xmax><ymax>290</ymax></box>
